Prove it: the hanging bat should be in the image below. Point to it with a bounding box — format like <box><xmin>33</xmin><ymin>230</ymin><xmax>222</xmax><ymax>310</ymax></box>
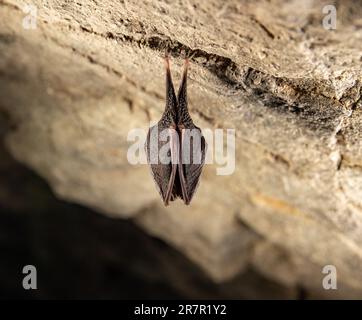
<box><xmin>145</xmin><ymin>55</ymin><xmax>207</xmax><ymax>206</ymax></box>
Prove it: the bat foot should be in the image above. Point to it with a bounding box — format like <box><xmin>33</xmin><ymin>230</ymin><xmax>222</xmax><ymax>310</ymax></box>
<box><xmin>164</xmin><ymin>55</ymin><xmax>170</xmax><ymax>69</ymax></box>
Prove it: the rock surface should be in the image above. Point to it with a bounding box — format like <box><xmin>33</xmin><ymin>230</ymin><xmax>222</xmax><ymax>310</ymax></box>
<box><xmin>1</xmin><ymin>0</ymin><xmax>362</xmax><ymax>297</ymax></box>
<box><xmin>0</xmin><ymin>140</ymin><xmax>299</xmax><ymax>299</ymax></box>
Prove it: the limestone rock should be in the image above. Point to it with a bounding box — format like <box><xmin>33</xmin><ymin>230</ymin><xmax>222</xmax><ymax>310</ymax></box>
<box><xmin>1</xmin><ymin>0</ymin><xmax>362</xmax><ymax>297</ymax></box>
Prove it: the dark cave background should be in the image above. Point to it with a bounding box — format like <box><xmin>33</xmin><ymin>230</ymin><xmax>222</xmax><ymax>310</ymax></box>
<box><xmin>0</xmin><ymin>131</ymin><xmax>299</xmax><ymax>299</ymax></box>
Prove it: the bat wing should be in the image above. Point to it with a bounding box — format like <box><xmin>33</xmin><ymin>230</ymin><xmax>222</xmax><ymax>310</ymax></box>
<box><xmin>145</xmin><ymin>125</ymin><xmax>179</xmax><ymax>206</ymax></box>
<box><xmin>178</xmin><ymin>127</ymin><xmax>207</xmax><ymax>205</ymax></box>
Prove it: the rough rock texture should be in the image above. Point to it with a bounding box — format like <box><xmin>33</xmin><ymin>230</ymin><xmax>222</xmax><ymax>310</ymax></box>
<box><xmin>1</xmin><ymin>0</ymin><xmax>362</xmax><ymax>298</ymax></box>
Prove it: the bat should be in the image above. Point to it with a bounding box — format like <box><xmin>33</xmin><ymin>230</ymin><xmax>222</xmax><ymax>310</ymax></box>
<box><xmin>145</xmin><ymin>54</ymin><xmax>207</xmax><ymax>206</ymax></box>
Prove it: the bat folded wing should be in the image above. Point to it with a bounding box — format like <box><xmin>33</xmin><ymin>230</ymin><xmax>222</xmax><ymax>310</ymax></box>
<box><xmin>178</xmin><ymin>128</ymin><xmax>207</xmax><ymax>205</ymax></box>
